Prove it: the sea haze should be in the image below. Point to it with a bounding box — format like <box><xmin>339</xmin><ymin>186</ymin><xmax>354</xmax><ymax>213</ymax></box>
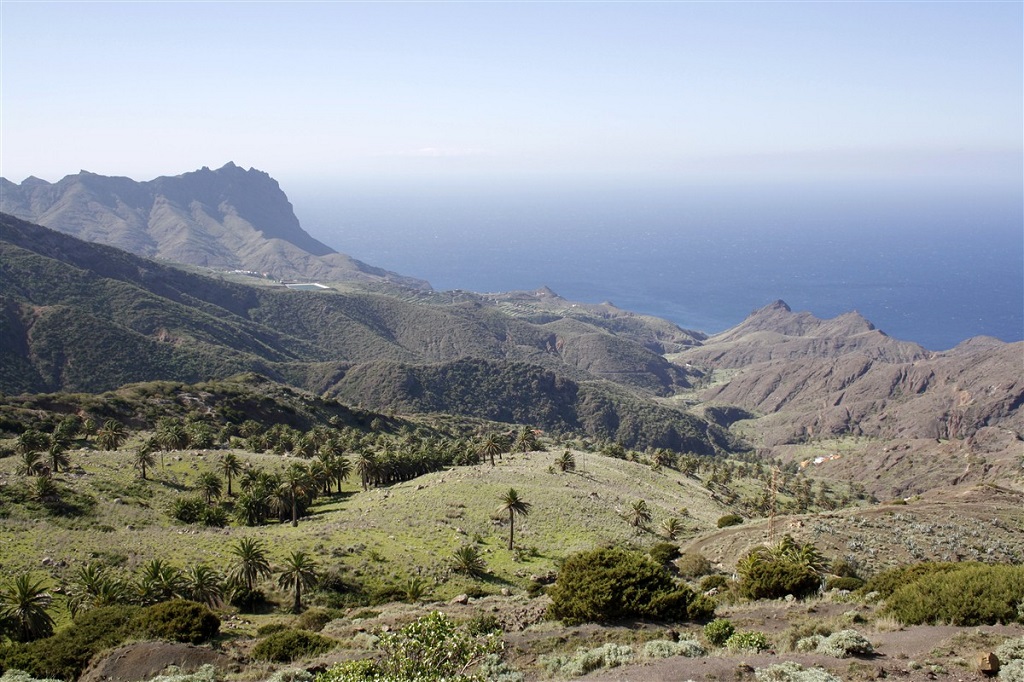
<box><xmin>293</xmin><ymin>181</ymin><xmax>1024</xmax><ymax>351</ymax></box>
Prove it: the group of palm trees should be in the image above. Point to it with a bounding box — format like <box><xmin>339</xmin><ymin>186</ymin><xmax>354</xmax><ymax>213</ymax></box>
<box><xmin>0</xmin><ymin>538</ymin><xmax>321</xmax><ymax>644</ymax></box>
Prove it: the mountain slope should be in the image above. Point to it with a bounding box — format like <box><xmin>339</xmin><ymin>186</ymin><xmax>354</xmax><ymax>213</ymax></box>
<box><xmin>0</xmin><ymin>213</ymin><xmax>722</xmax><ymax>451</ymax></box>
<box><xmin>0</xmin><ymin>163</ymin><xmax>425</xmax><ymax>286</ymax></box>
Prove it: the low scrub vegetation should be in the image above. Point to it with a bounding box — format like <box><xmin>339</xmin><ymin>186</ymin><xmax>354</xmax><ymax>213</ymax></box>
<box><xmin>870</xmin><ymin>562</ymin><xmax>1024</xmax><ymax>625</ymax></box>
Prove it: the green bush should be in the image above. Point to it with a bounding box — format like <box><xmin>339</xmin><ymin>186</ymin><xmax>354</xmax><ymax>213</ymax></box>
<box><xmin>737</xmin><ymin>538</ymin><xmax>827</xmax><ymax>601</ymax></box>
<box><xmin>699</xmin><ymin>575</ymin><xmax>729</xmax><ymax>593</ymax></box>
<box><xmin>133</xmin><ymin>600</ymin><xmax>219</xmax><ymax>644</ymax></box>
<box><xmin>0</xmin><ymin>605</ymin><xmax>139</xmax><ymax>680</ymax></box>
<box><xmin>252</xmin><ymin>629</ymin><xmax>336</xmax><ymax>663</ymax></box>
<box><xmin>703</xmin><ymin>618</ymin><xmax>735</xmax><ymax>647</ymax></box>
<box><xmin>883</xmin><ymin>563</ymin><xmax>1024</xmax><ymax>626</ymax></box>
<box><xmin>317</xmin><ymin>611</ymin><xmax>502</xmax><ymax>681</ymax></box>
<box><xmin>296</xmin><ymin>608</ymin><xmax>336</xmax><ymax>633</ymax></box>
<box><xmin>860</xmin><ymin>562</ymin><xmax>963</xmax><ymax>599</ymax></box>
<box><xmin>825</xmin><ymin>576</ymin><xmax>864</xmax><ymax>592</ymax></box>
<box><xmin>547</xmin><ymin>547</ymin><xmax>712</xmax><ymax>625</ymax></box>
<box><xmin>648</xmin><ymin>542</ymin><xmax>680</xmax><ymax>567</ymax></box>
<box><xmin>717</xmin><ymin>514</ymin><xmax>743</xmax><ymax>528</ymax></box>
<box><xmin>725</xmin><ymin>631</ymin><xmax>770</xmax><ymax>652</ymax></box>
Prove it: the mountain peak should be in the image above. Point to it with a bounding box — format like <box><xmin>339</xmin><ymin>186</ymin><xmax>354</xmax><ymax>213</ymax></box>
<box><xmin>0</xmin><ymin>165</ymin><xmax>426</xmax><ymax>287</ymax></box>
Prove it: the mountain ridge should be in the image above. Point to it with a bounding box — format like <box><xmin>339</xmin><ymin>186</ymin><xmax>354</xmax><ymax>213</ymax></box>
<box><xmin>0</xmin><ymin>163</ymin><xmax>427</xmax><ymax>287</ymax></box>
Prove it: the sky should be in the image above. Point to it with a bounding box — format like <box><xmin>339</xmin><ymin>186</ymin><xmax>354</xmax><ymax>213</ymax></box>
<box><xmin>1</xmin><ymin>1</ymin><xmax>1021</xmax><ymax>192</ymax></box>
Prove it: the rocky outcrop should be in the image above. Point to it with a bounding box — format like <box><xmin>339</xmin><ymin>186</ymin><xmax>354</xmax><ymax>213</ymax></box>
<box><xmin>0</xmin><ymin>163</ymin><xmax>426</xmax><ymax>286</ymax></box>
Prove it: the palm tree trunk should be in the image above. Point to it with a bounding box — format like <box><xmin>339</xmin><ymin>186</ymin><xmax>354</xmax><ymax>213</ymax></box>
<box><xmin>291</xmin><ymin>495</ymin><xmax>298</xmax><ymax>527</ymax></box>
<box><xmin>293</xmin><ymin>582</ymin><xmax>301</xmax><ymax>613</ymax></box>
<box><xmin>508</xmin><ymin>511</ymin><xmax>514</xmax><ymax>550</ymax></box>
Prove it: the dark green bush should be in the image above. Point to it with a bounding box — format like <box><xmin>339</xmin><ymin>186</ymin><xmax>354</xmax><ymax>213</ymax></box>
<box><xmin>256</xmin><ymin>622</ymin><xmax>291</xmax><ymax>636</ymax></box>
<box><xmin>826</xmin><ymin>576</ymin><xmax>865</xmax><ymax>592</ymax></box>
<box><xmin>252</xmin><ymin>629</ymin><xmax>336</xmax><ymax>662</ymax></box>
<box><xmin>699</xmin><ymin>574</ymin><xmax>729</xmax><ymax>593</ymax></box>
<box><xmin>133</xmin><ymin>599</ymin><xmax>220</xmax><ymax>644</ymax></box>
<box><xmin>296</xmin><ymin>607</ymin><xmax>336</xmax><ymax>632</ymax></box>
<box><xmin>861</xmin><ymin>561</ymin><xmax>964</xmax><ymax>598</ymax></box>
<box><xmin>717</xmin><ymin>514</ymin><xmax>743</xmax><ymax>528</ymax></box>
<box><xmin>736</xmin><ymin>538</ymin><xmax>827</xmax><ymax>601</ymax></box>
<box><xmin>0</xmin><ymin>605</ymin><xmax>139</xmax><ymax>680</ymax></box>
<box><xmin>883</xmin><ymin>563</ymin><xmax>1024</xmax><ymax>626</ymax></box>
<box><xmin>547</xmin><ymin>547</ymin><xmax>713</xmax><ymax>625</ymax></box>
<box><xmin>648</xmin><ymin>542</ymin><xmax>680</xmax><ymax>567</ymax></box>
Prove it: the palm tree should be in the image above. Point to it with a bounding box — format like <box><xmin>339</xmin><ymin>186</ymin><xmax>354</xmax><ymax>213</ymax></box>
<box><xmin>96</xmin><ymin>419</ymin><xmax>127</xmax><ymax>451</ymax></box>
<box><xmin>660</xmin><ymin>517</ymin><xmax>683</xmax><ymax>541</ymax></box>
<box><xmin>514</xmin><ymin>427</ymin><xmax>541</xmax><ymax>454</ymax></box>
<box><xmin>16</xmin><ymin>449</ymin><xmax>45</xmax><ymax>477</ymax></box>
<box><xmin>48</xmin><ymin>435</ymin><xmax>71</xmax><ymax>473</ymax></box>
<box><xmin>478</xmin><ymin>433</ymin><xmax>506</xmax><ymax>466</ymax></box>
<box><xmin>182</xmin><ymin>564</ymin><xmax>224</xmax><ymax>607</ymax></box>
<box><xmin>0</xmin><ymin>574</ymin><xmax>55</xmax><ymax>642</ymax></box>
<box><xmin>496</xmin><ymin>488</ymin><xmax>532</xmax><ymax>550</ymax></box>
<box><xmin>277</xmin><ymin>550</ymin><xmax>318</xmax><ymax>613</ymax></box>
<box><xmin>132</xmin><ymin>442</ymin><xmax>156</xmax><ymax>480</ymax></box>
<box><xmin>229</xmin><ymin>538</ymin><xmax>272</xmax><ymax>592</ymax></box>
<box><xmin>220</xmin><ymin>453</ymin><xmax>242</xmax><ymax>496</ymax></box>
<box><xmin>281</xmin><ymin>462</ymin><xmax>313</xmax><ymax>527</ymax></box>
<box><xmin>67</xmin><ymin>563</ymin><xmax>128</xmax><ymax>617</ymax></box>
<box><xmin>196</xmin><ymin>471</ymin><xmax>223</xmax><ymax>505</ymax></box>
<box><xmin>156</xmin><ymin>421</ymin><xmax>189</xmax><ymax>452</ymax></box>
<box><xmin>452</xmin><ymin>545</ymin><xmax>487</xmax><ymax>578</ymax></box>
<box><xmin>625</xmin><ymin>499</ymin><xmax>652</xmax><ymax>530</ymax></box>
<box><xmin>354</xmin><ymin>449</ymin><xmax>377</xmax><ymax>491</ymax></box>
<box><xmin>136</xmin><ymin>558</ymin><xmax>184</xmax><ymax>605</ymax></box>
<box><xmin>318</xmin><ymin>449</ymin><xmax>351</xmax><ymax>494</ymax></box>
<box><xmin>555</xmin><ymin>450</ymin><xmax>576</xmax><ymax>472</ymax></box>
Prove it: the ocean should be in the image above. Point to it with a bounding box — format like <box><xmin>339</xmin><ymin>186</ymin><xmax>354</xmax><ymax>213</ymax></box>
<box><xmin>293</xmin><ymin>181</ymin><xmax>1023</xmax><ymax>351</ymax></box>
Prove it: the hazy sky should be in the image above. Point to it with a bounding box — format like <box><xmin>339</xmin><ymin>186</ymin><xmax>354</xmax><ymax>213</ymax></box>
<box><xmin>1</xmin><ymin>1</ymin><xmax>1021</xmax><ymax>190</ymax></box>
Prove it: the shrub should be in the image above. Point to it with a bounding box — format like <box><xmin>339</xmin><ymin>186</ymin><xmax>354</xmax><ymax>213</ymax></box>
<box><xmin>169</xmin><ymin>497</ymin><xmax>205</xmax><ymax>524</ymax></box>
<box><xmin>296</xmin><ymin>607</ymin><xmax>336</xmax><ymax>633</ymax></box>
<box><xmin>699</xmin><ymin>575</ymin><xmax>729</xmax><ymax>593</ymax></box>
<box><xmin>884</xmin><ymin>563</ymin><xmax>1024</xmax><ymax>626</ymax></box>
<box><xmin>541</xmin><ymin>643</ymin><xmax>634</xmax><ymax>677</ymax></box>
<box><xmin>737</xmin><ymin>537</ymin><xmax>827</xmax><ymax>601</ymax></box>
<box><xmin>0</xmin><ymin>605</ymin><xmax>139</xmax><ymax>680</ymax></box>
<box><xmin>133</xmin><ymin>600</ymin><xmax>220</xmax><ymax>644</ymax></box>
<box><xmin>547</xmin><ymin>547</ymin><xmax>712</xmax><ymax>625</ymax></box>
<box><xmin>465</xmin><ymin>613</ymin><xmax>502</xmax><ymax>637</ymax></box>
<box><xmin>825</xmin><ymin>576</ymin><xmax>864</xmax><ymax>592</ymax></box>
<box><xmin>477</xmin><ymin>653</ymin><xmax>525</xmax><ymax>682</ymax></box>
<box><xmin>677</xmin><ymin>552</ymin><xmax>714</xmax><ymax>579</ymax></box>
<box><xmin>816</xmin><ymin>629</ymin><xmax>874</xmax><ymax>658</ymax></box>
<box><xmin>257</xmin><ymin>622</ymin><xmax>291</xmax><ymax>636</ymax></box>
<box><xmin>140</xmin><ymin>665</ymin><xmax>219</xmax><ymax>682</ymax></box>
<box><xmin>252</xmin><ymin>629</ymin><xmax>336</xmax><ymax>663</ymax></box>
<box><xmin>703</xmin><ymin>618</ymin><xmax>735</xmax><ymax>647</ymax></box>
<box><xmin>717</xmin><ymin>514</ymin><xmax>743</xmax><ymax>528</ymax></box>
<box><xmin>375</xmin><ymin>611</ymin><xmax>502</xmax><ymax>680</ymax></box>
<box><xmin>754</xmin><ymin>662</ymin><xmax>841</xmax><ymax>682</ymax></box>
<box><xmin>649</xmin><ymin>542</ymin><xmax>680</xmax><ymax>567</ymax></box>
<box><xmin>860</xmin><ymin>562</ymin><xmax>963</xmax><ymax>599</ymax></box>
<box><xmin>725</xmin><ymin>631</ymin><xmax>770</xmax><ymax>653</ymax></box>
<box><xmin>996</xmin><ymin>636</ymin><xmax>1024</xmax><ymax>662</ymax></box>
<box><xmin>796</xmin><ymin>635</ymin><xmax>825</xmax><ymax>652</ymax></box>
<box><xmin>643</xmin><ymin>638</ymin><xmax>706</xmax><ymax>658</ymax></box>
<box><xmin>999</xmin><ymin>659</ymin><xmax>1024</xmax><ymax>682</ymax></box>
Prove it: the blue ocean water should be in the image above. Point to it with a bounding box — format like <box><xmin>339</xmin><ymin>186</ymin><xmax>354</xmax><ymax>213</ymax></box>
<box><xmin>294</xmin><ymin>182</ymin><xmax>1023</xmax><ymax>351</ymax></box>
